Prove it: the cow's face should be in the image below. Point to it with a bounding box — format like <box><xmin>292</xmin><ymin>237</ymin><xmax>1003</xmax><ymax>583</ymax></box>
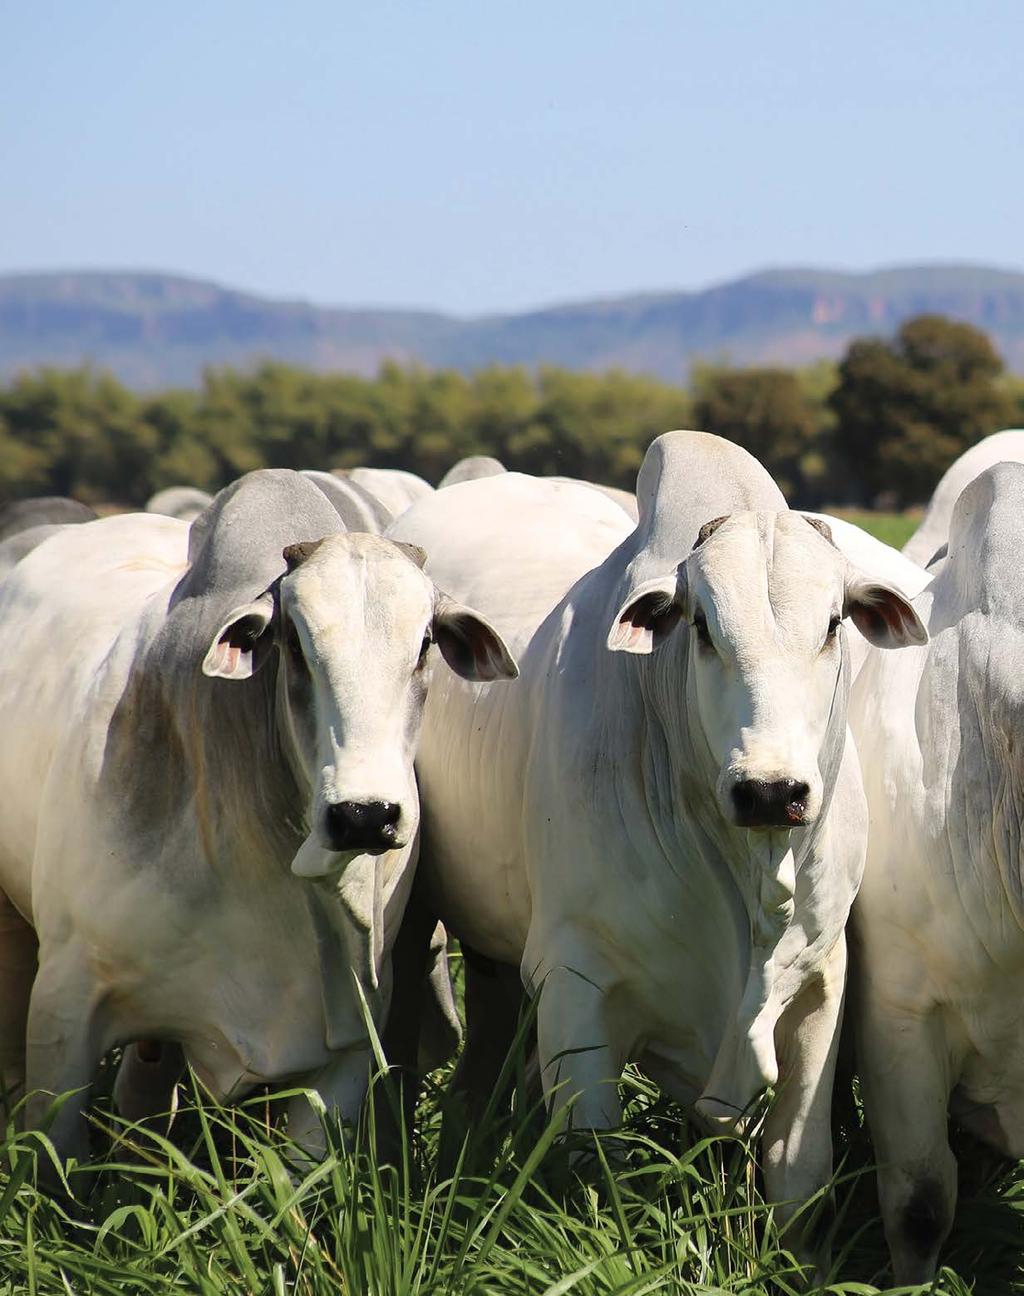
<box><xmin>608</xmin><ymin>512</ymin><xmax>926</xmax><ymax>831</ymax></box>
<box><xmin>203</xmin><ymin>533</ymin><xmax>516</xmax><ymax>868</ymax></box>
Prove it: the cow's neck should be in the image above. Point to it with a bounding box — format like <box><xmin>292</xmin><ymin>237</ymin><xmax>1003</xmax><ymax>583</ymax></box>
<box><xmin>180</xmin><ymin>655</ymin><xmax>305</xmax><ymax>879</ymax></box>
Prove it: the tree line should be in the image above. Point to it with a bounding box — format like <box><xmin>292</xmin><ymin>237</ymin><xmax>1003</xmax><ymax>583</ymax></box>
<box><xmin>1</xmin><ymin>314</ymin><xmax>1021</xmax><ymax>511</ymax></box>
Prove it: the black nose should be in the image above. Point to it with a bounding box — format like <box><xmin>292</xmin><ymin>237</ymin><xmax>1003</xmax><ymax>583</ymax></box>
<box><xmin>731</xmin><ymin>779</ymin><xmax>810</xmax><ymax>829</ymax></box>
<box><xmin>323</xmin><ymin>800</ymin><xmax>401</xmax><ymax>852</ymax></box>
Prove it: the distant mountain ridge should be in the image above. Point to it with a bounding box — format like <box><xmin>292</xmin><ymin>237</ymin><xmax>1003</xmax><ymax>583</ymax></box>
<box><xmin>3</xmin><ymin>264</ymin><xmax>1024</xmax><ymax>388</ymax></box>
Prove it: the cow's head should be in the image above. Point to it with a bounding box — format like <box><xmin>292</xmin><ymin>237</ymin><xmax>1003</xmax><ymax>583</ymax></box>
<box><xmin>202</xmin><ymin>533</ymin><xmax>517</xmax><ymax>865</ymax></box>
<box><xmin>607</xmin><ymin>511</ymin><xmax>926</xmax><ymax>831</ymax></box>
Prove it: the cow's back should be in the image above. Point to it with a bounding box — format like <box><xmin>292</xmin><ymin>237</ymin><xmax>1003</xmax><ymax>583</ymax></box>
<box><xmin>0</xmin><ymin>514</ymin><xmax>187</xmax><ymax>916</ymax></box>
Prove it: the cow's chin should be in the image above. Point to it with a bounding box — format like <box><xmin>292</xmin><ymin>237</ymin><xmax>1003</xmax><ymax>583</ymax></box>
<box><xmin>290</xmin><ymin>834</ymin><xmax>400</xmax><ymax>880</ymax></box>
<box><xmin>734</xmin><ymin>813</ymin><xmax>813</xmax><ymax>834</ymax></box>
<box><xmin>724</xmin><ymin>805</ymin><xmax>818</xmax><ymax>834</ymax></box>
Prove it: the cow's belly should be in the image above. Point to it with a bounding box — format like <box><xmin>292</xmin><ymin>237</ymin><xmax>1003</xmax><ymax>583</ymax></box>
<box><xmin>416</xmin><ymin>677</ymin><xmax>531</xmax><ymax>965</ymax></box>
<box><xmin>858</xmin><ymin>851</ymin><xmax>1024</xmax><ymax>1157</ymax></box>
<box><xmin>857</xmin><ymin>828</ymin><xmax>1024</xmax><ymax>1013</ymax></box>
<box><xmin>419</xmin><ymin>826</ymin><xmax>528</xmax><ymax>965</ymax></box>
<box><xmin>948</xmin><ymin>988</ymin><xmax>1024</xmax><ymax>1158</ymax></box>
<box><xmin>0</xmin><ymin>655</ymin><xmax>102</xmax><ymax>919</ymax></box>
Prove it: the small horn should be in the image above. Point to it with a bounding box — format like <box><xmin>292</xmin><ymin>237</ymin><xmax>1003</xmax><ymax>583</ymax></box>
<box><xmin>801</xmin><ymin>516</ymin><xmax>835</xmax><ymax>546</ymax></box>
<box><xmin>694</xmin><ymin>515</ymin><xmax>731</xmax><ymax>549</ymax></box>
<box><xmin>393</xmin><ymin>541</ymin><xmax>428</xmax><ymax>569</ymax></box>
<box><xmin>282</xmin><ymin>539</ymin><xmax>326</xmax><ymax>571</ymax></box>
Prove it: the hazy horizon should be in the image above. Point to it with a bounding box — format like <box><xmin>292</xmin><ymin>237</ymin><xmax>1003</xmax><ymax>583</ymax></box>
<box><xmin>5</xmin><ymin>258</ymin><xmax>1024</xmax><ymax>320</ymax></box>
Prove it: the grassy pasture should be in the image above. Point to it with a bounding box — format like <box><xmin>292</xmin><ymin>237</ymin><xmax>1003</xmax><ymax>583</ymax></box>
<box><xmin>2</xmin><ymin>991</ymin><xmax>1023</xmax><ymax>1296</ymax></box>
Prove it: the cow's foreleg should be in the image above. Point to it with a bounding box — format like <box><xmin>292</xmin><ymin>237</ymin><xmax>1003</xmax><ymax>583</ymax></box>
<box><xmin>762</xmin><ymin>935</ymin><xmax>846</xmax><ymax>1280</ymax></box>
<box><xmin>451</xmin><ymin>942</ymin><xmax>523</xmax><ymax>1114</ymax></box>
<box><xmin>112</xmin><ymin>1041</ymin><xmax>184</xmax><ymax>1127</ymax></box>
<box><xmin>535</xmin><ymin>956</ymin><xmax>627</xmax><ymax>1138</ymax></box>
<box><xmin>25</xmin><ymin>940</ymin><xmax>109</xmax><ymax>1173</ymax></box>
<box><xmin>435</xmin><ymin>942</ymin><xmax>524</xmax><ymax>1172</ymax></box>
<box><xmin>856</xmin><ymin>985</ymin><xmax>957</xmax><ymax>1285</ymax></box>
<box><xmin>285</xmin><ymin>1044</ymin><xmax>373</xmax><ymax>1161</ymax></box>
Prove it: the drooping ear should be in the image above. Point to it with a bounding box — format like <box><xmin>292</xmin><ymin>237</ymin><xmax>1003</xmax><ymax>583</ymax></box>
<box><xmin>844</xmin><ymin>575</ymin><xmax>928</xmax><ymax>649</ymax></box>
<box><xmin>202</xmin><ymin>592</ymin><xmax>275</xmax><ymax>679</ymax></box>
<box><xmin>607</xmin><ymin>573</ymin><xmax>685</xmax><ymax>654</ymax></box>
<box><xmin>433</xmin><ymin>595</ymin><xmax>519</xmax><ymax>682</ymax></box>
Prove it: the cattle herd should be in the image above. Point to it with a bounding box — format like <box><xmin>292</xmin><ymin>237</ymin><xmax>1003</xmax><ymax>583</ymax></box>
<box><xmin>0</xmin><ymin>427</ymin><xmax>1023</xmax><ymax>1284</ymax></box>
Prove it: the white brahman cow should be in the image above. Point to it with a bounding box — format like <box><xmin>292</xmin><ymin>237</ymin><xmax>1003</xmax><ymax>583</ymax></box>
<box><xmin>438</xmin><ymin>456</ymin><xmax>508</xmax><ymax>488</ymax></box>
<box><xmin>391</xmin><ymin>430</ymin><xmax>926</xmax><ymax>1266</ymax></box>
<box><xmin>0</xmin><ymin>495</ymin><xmax>97</xmax><ymax>540</ymax></box>
<box><xmin>439</xmin><ymin>454</ymin><xmax>638</xmax><ymax>521</ymax></box>
<box><xmin>851</xmin><ymin>461</ymin><xmax>1024</xmax><ymax>1282</ymax></box>
<box><xmin>0</xmin><ymin>468</ymin><xmax>514</xmax><ymax>1167</ymax></box>
<box><xmin>902</xmin><ymin>428</ymin><xmax>1024</xmax><ymax>566</ymax></box>
<box><xmin>341</xmin><ymin>467</ymin><xmax>433</xmax><ymax>518</ymax></box>
<box><xmin>145</xmin><ymin>486</ymin><xmax>214</xmax><ymax>523</ymax></box>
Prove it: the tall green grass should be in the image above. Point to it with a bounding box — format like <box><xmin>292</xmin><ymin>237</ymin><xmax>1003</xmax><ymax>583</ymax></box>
<box><xmin>3</xmin><ymin>1038</ymin><xmax>1020</xmax><ymax>1295</ymax></box>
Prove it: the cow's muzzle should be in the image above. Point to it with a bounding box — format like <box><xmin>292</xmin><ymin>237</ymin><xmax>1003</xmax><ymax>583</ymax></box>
<box><xmin>322</xmin><ymin>799</ymin><xmax>402</xmax><ymax>853</ymax></box>
<box><xmin>730</xmin><ymin>778</ymin><xmax>810</xmax><ymax>830</ymax></box>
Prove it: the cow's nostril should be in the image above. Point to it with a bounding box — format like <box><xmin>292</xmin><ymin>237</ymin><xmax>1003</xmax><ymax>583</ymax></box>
<box><xmin>785</xmin><ymin>781</ymin><xmax>810</xmax><ymax>818</ymax></box>
<box><xmin>731</xmin><ymin>778</ymin><xmax>810</xmax><ymax>829</ymax></box>
<box><xmin>323</xmin><ymin>800</ymin><xmax>401</xmax><ymax>852</ymax></box>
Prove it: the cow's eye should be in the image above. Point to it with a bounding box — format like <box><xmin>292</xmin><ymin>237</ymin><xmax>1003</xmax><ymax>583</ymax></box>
<box><xmin>693</xmin><ymin>610</ymin><xmax>713</xmax><ymax>649</ymax></box>
<box><xmin>826</xmin><ymin>613</ymin><xmax>842</xmax><ymax>640</ymax></box>
<box><xmin>417</xmin><ymin>632</ymin><xmax>432</xmax><ymax>667</ymax></box>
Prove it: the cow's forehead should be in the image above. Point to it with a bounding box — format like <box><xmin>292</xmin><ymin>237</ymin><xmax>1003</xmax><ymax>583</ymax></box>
<box><xmin>693</xmin><ymin>511</ymin><xmax>845</xmax><ymax>616</ymax></box>
<box><xmin>282</xmin><ymin>533</ymin><xmax>433</xmax><ymax>625</ymax></box>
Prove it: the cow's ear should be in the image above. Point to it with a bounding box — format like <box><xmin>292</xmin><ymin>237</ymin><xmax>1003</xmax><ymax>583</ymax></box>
<box><xmin>202</xmin><ymin>593</ymin><xmax>275</xmax><ymax>679</ymax></box>
<box><xmin>433</xmin><ymin>596</ymin><xmax>518</xmax><ymax>682</ymax></box>
<box><xmin>608</xmin><ymin>574</ymin><xmax>685</xmax><ymax>654</ymax></box>
<box><xmin>844</xmin><ymin>576</ymin><xmax>927</xmax><ymax>649</ymax></box>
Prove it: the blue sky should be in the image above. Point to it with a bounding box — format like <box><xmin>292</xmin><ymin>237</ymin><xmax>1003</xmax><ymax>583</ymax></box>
<box><xmin>2</xmin><ymin>1</ymin><xmax>1022</xmax><ymax>313</ymax></box>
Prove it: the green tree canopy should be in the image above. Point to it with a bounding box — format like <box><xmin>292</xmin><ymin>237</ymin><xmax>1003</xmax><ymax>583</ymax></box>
<box><xmin>828</xmin><ymin>314</ymin><xmax>1013</xmax><ymax>506</ymax></box>
<box><xmin>0</xmin><ymin>322</ymin><xmax>1017</xmax><ymax>514</ymax></box>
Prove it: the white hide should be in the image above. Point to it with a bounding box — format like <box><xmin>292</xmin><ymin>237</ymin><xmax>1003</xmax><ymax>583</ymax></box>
<box><xmin>342</xmin><ymin>467</ymin><xmax>434</xmax><ymax>518</ymax></box>
<box><xmin>850</xmin><ymin>460</ymin><xmax>1024</xmax><ymax>1282</ymax></box>
<box><xmin>438</xmin><ymin>456</ymin><xmax>507</xmax><ymax>488</ymax></box>
<box><xmin>145</xmin><ymin>485</ymin><xmax>214</xmax><ymax>522</ymax></box>
<box><xmin>392</xmin><ymin>431</ymin><xmax>926</xmax><ymax>1253</ymax></box>
<box><xmin>550</xmin><ymin>477</ymin><xmax>640</xmax><ymax>522</ymax></box>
